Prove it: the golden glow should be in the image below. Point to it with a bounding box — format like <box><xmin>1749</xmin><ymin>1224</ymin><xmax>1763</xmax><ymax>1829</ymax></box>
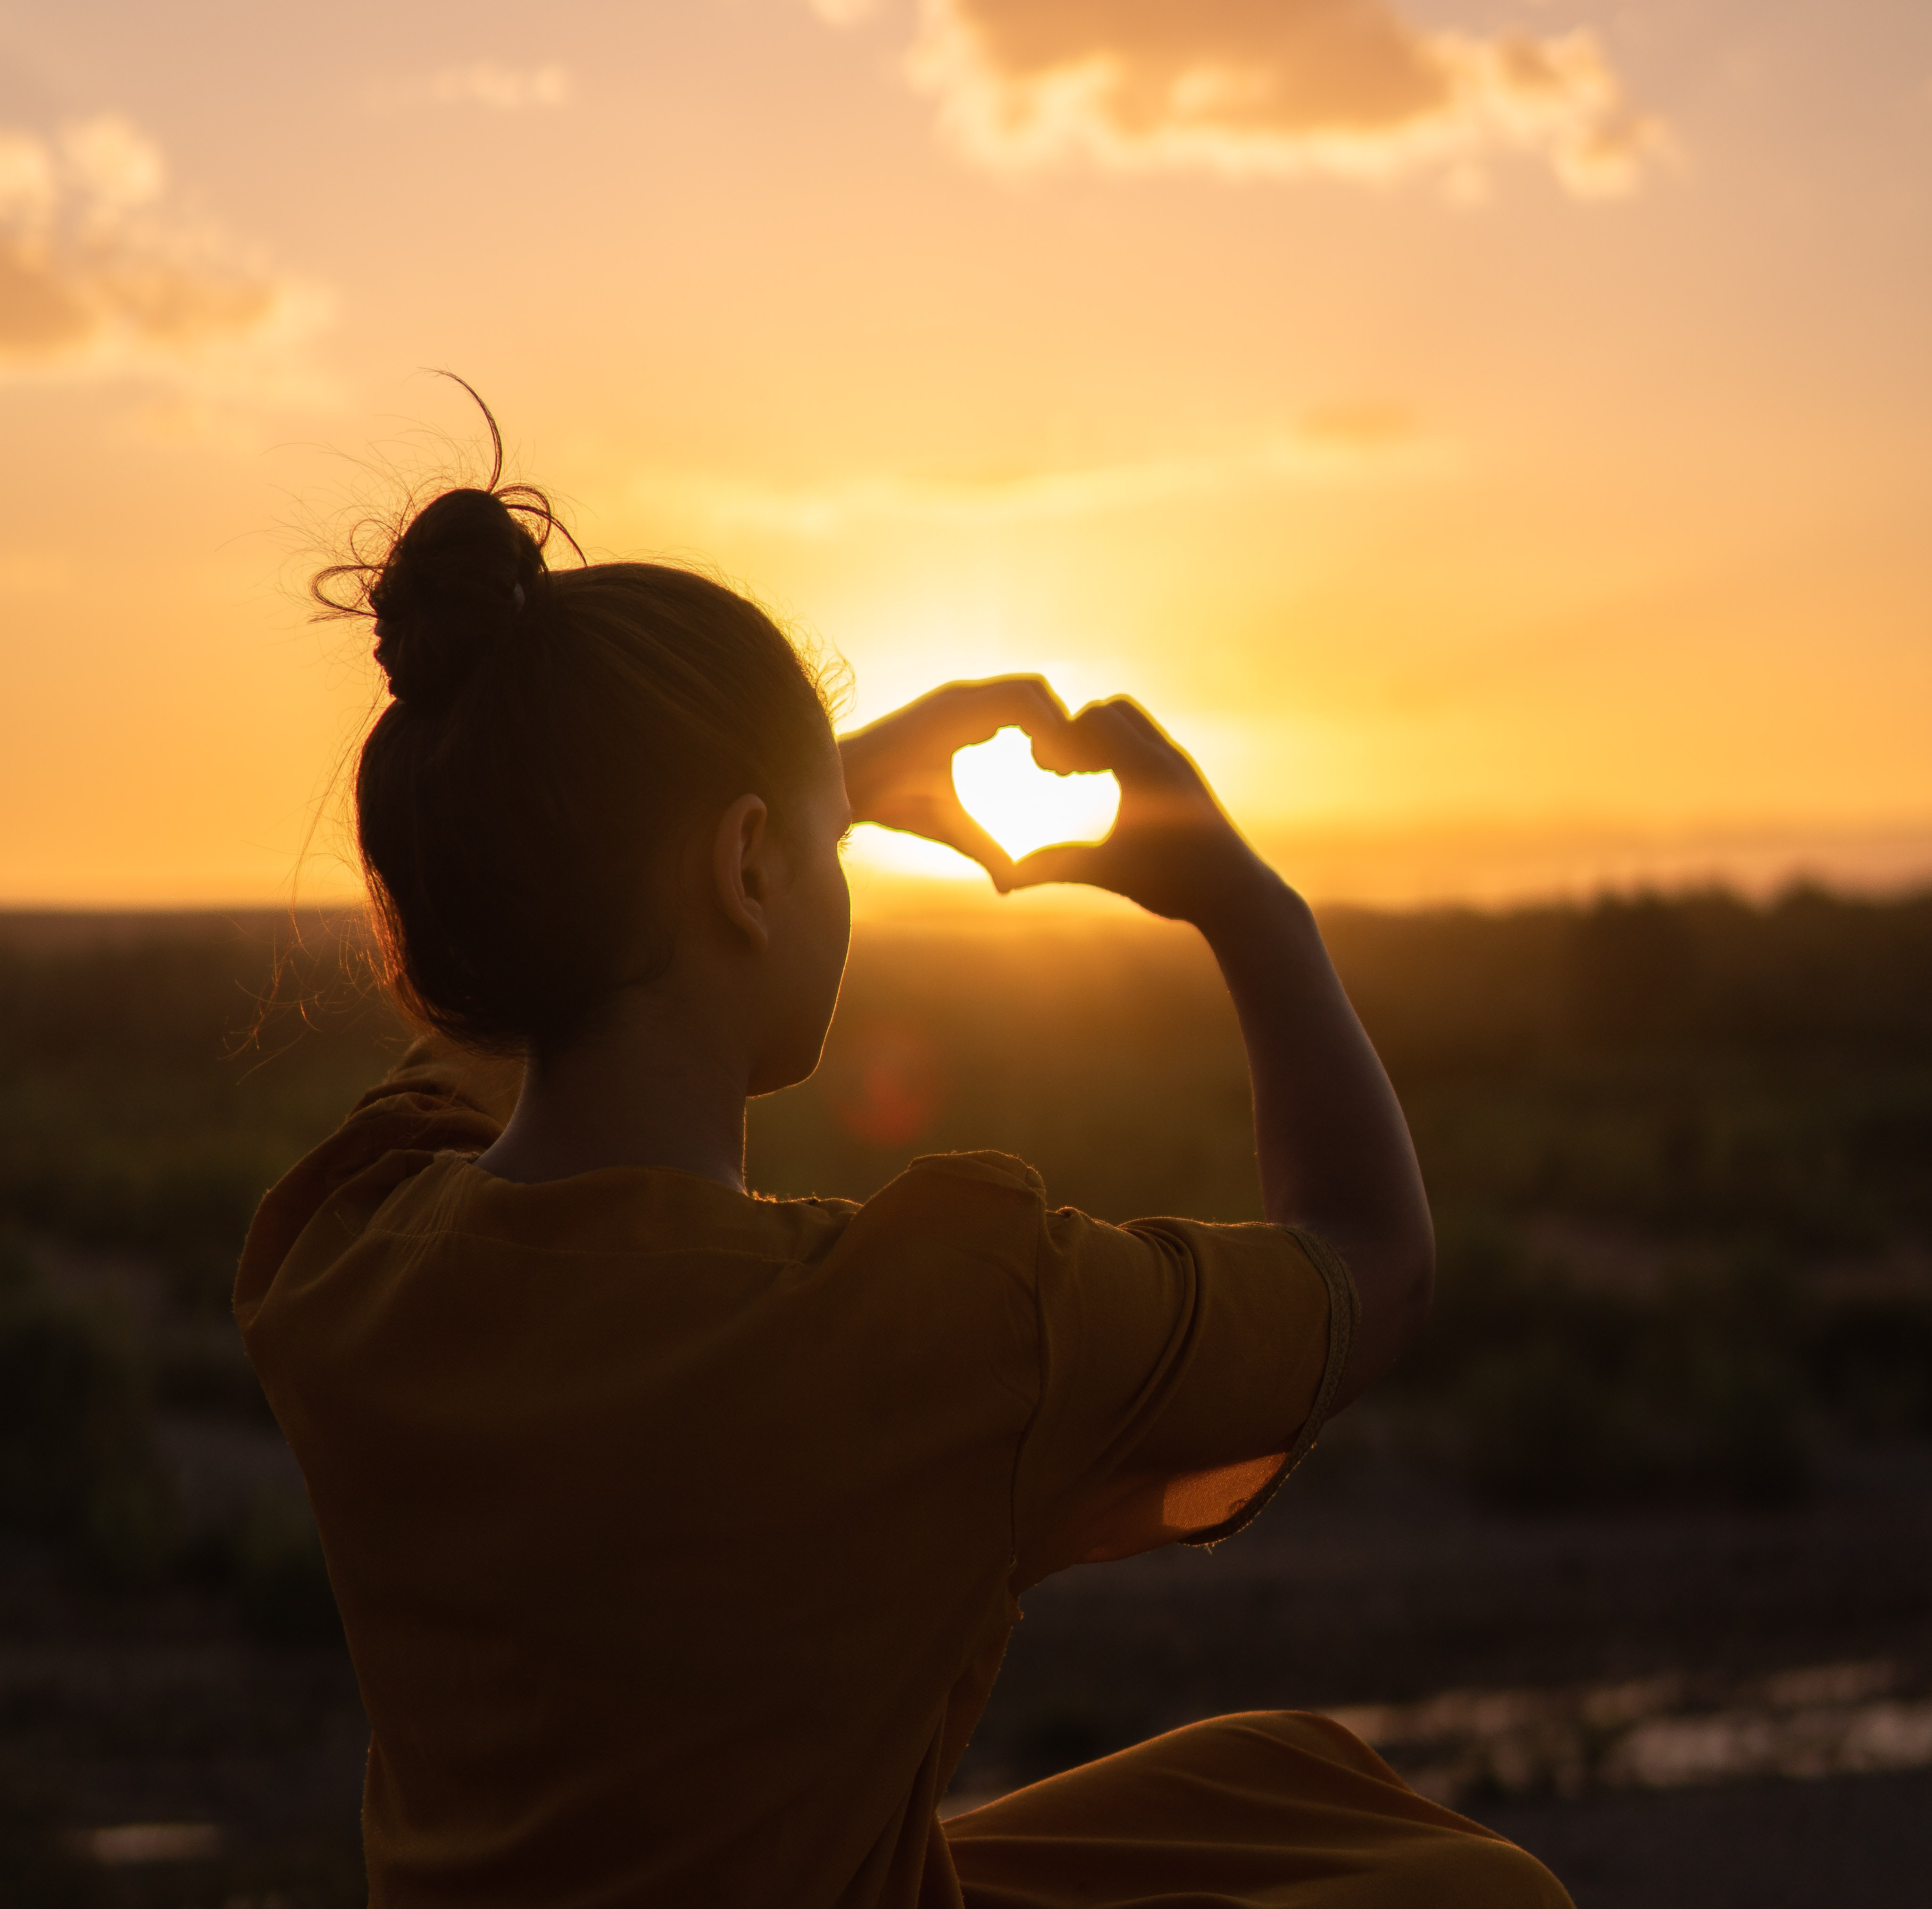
<box><xmin>0</xmin><ymin>2</ymin><xmax>1924</xmax><ymax>909</ymax></box>
<box><xmin>844</xmin><ymin>825</ymin><xmax>983</xmax><ymax>886</ymax></box>
<box><xmin>950</xmin><ymin>727</ymin><xmax>1120</xmax><ymax>861</ymax></box>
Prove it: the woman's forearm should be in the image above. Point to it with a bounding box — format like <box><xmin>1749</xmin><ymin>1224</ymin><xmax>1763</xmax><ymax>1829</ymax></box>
<box><xmin>1197</xmin><ymin>869</ymin><xmax>1434</xmax><ymax>1409</ymax></box>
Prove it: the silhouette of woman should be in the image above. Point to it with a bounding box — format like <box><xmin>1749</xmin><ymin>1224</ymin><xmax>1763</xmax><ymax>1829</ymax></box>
<box><xmin>239</xmin><ymin>408</ymin><xmax>1571</xmax><ymax>1908</ymax></box>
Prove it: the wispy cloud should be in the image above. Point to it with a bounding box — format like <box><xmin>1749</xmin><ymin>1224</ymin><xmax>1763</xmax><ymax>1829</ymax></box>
<box><xmin>631</xmin><ymin>414</ymin><xmax>1451</xmax><ymax>538</ymax></box>
<box><xmin>819</xmin><ymin>0</ymin><xmax>1663</xmax><ymax>200</ymax></box>
<box><xmin>0</xmin><ymin>116</ymin><xmax>328</xmax><ymax>398</ymax></box>
<box><xmin>369</xmin><ymin>62</ymin><xmax>571</xmax><ymax>113</ymax></box>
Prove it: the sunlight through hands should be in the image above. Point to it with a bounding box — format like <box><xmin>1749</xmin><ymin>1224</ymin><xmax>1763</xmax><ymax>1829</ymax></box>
<box><xmin>951</xmin><ymin>726</ymin><xmax>1120</xmax><ymax>862</ymax></box>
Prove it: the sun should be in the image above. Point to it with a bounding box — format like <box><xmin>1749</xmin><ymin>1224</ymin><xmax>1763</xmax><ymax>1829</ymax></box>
<box><xmin>950</xmin><ymin>726</ymin><xmax>1120</xmax><ymax>862</ymax></box>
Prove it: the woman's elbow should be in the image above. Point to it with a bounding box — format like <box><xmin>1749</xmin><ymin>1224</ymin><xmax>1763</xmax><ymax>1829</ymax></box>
<box><xmin>1330</xmin><ymin>1225</ymin><xmax>1434</xmax><ymax>1409</ymax></box>
<box><xmin>1390</xmin><ymin>1229</ymin><xmax>1435</xmax><ymax>1355</ymax></box>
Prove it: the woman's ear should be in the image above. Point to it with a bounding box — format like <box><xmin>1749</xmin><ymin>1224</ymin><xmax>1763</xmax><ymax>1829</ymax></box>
<box><xmin>710</xmin><ymin>793</ymin><xmax>774</xmax><ymax>951</ymax></box>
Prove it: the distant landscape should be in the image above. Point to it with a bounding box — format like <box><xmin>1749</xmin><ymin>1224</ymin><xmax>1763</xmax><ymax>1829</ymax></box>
<box><xmin>1</xmin><ymin>888</ymin><xmax>1928</xmax><ymax>1906</ymax></box>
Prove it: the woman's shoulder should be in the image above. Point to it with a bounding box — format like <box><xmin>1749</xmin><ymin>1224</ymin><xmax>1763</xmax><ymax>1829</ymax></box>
<box><xmin>902</xmin><ymin>1148</ymin><xmax>1046</xmax><ymax>1194</ymax></box>
<box><xmin>824</xmin><ymin>1150</ymin><xmax>1049</xmax><ymax>1280</ymax></box>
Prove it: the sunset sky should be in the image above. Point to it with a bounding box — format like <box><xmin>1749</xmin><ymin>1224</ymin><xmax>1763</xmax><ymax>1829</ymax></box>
<box><xmin>0</xmin><ymin>0</ymin><xmax>1927</xmax><ymax>908</ymax></box>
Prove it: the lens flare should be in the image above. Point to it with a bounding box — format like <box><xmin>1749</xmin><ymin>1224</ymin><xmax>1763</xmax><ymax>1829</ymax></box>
<box><xmin>952</xmin><ymin>726</ymin><xmax>1120</xmax><ymax>861</ymax></box>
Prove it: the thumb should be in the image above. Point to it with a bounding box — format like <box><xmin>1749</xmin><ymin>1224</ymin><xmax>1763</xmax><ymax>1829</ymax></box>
<box><xmin>929</xmin><ymin>807</ymin><xmax>1019</xmax><ymax>893</ymax></box>
<box><xmin>1006</xmin><ymin>842</ymin><xmax>1108</xmax><ymax>891</ymax></box>
<box><xmin>908</xmin><ymin>786</ymin><xmax>1018</xmax><ymax>889</ymax></box>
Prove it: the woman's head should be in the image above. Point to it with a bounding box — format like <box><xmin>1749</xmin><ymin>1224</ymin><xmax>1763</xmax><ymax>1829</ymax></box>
<box><xmin>319</xmin><ymin>420</ymin><xmax>846</xmax><ymax>1075</ymax></box>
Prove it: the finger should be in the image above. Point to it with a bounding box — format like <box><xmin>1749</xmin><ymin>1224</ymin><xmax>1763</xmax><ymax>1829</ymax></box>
<box><xmin>896</xmin><ymin>680</ymin><xmax>1066</xmax><ymax>746</ymax></box>
<box><xmin>949</xmin><ymin>676</ymin><xmax>1074</xmax><ymax>748</ymax></box>
<box><xmin>860</xmin><ymin>788</ymin><xmax>1016</xmax><ymax>881</ymax></box>
<box><xmin>1006</xmin><ymin>842</ymin><xmax>1109</xmax><ymax>890</ymax></box>
<box><xmin>997</xmin><ymin>676</ymin><xmax>1075</xmax><ymax>738</ymax></box>
<box><xmin>1026</xmin><ymin>703</ymin><xmax>1111</xmax><ymax>774</ymax></box>
<box><xmin>1110</xmin><ymin>699</ymin><xmax>1208</xmax><ymax>782</ymax></box>
<box><xmin>924</xmin><ymin>799</ymin><xmax>1018</xmax><ymax>892</ymax></box>
<box><xmin>837</xmin><ymin>677</ymin><xmax>1052</xmax><ymax>759</ymax></box>
<box><xmin>1032</xmin><ymin>701</ymin><xmax>1155</xmax><ymax>777</ymax></box>
<box><xmin>1111</xmin><ymin>699</ymin><xmax>1171</xmax><ymax>746</ymax></box>
<box><xmin>1094</xmin><ymin>700</ymin><xmax>1200</xmax><ymax>785</ymax></box>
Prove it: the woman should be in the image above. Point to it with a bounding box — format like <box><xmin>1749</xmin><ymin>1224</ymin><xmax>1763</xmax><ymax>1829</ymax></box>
<box><xmin>238</xmin><ymin>431</ymin><xmax>1570</xmax><ymax>1907</ymax></box>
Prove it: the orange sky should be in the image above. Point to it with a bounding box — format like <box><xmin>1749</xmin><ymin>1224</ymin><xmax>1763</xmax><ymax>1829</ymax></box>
<box><xmin>0</xmin><ymin>0</ymin><xmax>1927</xmax><ymax>908</ymax></box>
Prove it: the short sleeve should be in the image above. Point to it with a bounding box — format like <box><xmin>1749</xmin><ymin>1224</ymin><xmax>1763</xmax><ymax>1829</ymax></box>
<box><xmin>1011</xmin><ymin>1205</ymin><xmax>1356</xmax><ymax>1584</ymax></box>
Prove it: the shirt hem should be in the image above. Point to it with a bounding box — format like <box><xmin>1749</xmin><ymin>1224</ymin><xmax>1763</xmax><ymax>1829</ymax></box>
<box><xmin>1180</xmin><ymin>1223</ymin><xmax>1360</xmax><ymax>1548</ymax></box>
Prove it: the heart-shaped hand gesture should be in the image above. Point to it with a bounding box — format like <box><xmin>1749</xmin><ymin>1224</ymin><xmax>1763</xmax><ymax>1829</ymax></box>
<box><xmin>842</xmin><ymin>679</ymin><xmax>1267</xmax><ymax>925</ymax></box>
<box><xmin>839</xmin><ymin>676</ymin><xmax>1075</xmax><ymax>891</ymax></box>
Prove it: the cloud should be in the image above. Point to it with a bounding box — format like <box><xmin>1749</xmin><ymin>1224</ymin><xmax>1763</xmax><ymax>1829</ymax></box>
<box><xmin>861</xmin><ymin>0</ymin><xmax>1661</xmax><ymax>198</ymax></box>
<box><xmin>0</xmin><ymin>116</ymin><xmax>328</xmax><ymax>397</ymax></box>
<box><xmin>631</xmin><ymin>412</ymin><xmax>1450</xmax><ymax>538</ymax></box>
<box><xmin>370</xmin><ymin>62</ymin><xmax>571</xmax><ymax>112</ymax></box>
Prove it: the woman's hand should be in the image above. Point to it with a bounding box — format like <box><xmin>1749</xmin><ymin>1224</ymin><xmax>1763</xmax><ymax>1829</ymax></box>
<box><xmin>838</xmin><ymin>676</ymin><xmax>1072</xmax><ymax>891</ymax></box>
<box><xmin>1009</xmin><ymin>698</ymin><xmax>1272</xmax><ymax>929</ymax></box>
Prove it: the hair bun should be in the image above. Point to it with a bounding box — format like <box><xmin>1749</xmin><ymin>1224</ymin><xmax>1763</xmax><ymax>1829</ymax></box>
<box><xmin>368</xmin><ymin>488</ymin><xmax>547</xmax><ymax>707</ymax></box>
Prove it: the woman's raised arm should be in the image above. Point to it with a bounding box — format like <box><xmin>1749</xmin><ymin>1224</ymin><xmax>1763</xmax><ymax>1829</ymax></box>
<box><xmin>1011</xmin><ymin>698</ymin><xmax>1434</xmax><ymax>1409</ymax></box>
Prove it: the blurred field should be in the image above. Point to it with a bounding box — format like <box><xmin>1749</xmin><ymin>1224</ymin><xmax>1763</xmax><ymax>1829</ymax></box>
<box><xmin>0</xmin><ymin>889</ymin><xmax>1928</xmax><ymax>1905</ymax></box>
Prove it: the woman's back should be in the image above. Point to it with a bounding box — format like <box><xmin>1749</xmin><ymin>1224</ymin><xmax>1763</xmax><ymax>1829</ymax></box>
<box><xmin>240</xmin><ymin>1041</ymin><xmax>1343</xmax><ymax>1907</ymax></box>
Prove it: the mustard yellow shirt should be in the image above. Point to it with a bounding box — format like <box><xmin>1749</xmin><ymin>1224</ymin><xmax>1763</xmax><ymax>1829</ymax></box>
<box><xmin>236</xmin><ymin>1039</ymin><xmax>1354</xmax><ymax>1909</ymax></box>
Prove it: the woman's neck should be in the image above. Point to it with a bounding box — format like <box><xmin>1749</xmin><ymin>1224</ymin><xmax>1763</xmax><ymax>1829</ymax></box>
<box><xmin>472</xmin><ymin>990</ymin><xmax>751</xmax><ymax>1191</ymax></box>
